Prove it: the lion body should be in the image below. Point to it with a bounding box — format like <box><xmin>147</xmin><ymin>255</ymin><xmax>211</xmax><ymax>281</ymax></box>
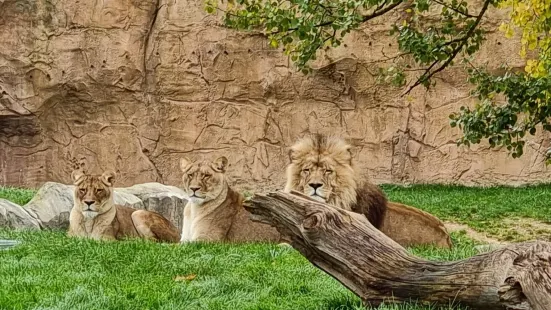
<box><xmin>68</xmin><ymin>171</ymin><xmax>180</xmax><ymax>243</ymax></box>
<box><xmin>381</xmin><ymin>202</ymin><xmax>452</xmax><ymax>248</ymax></box>
<box><xmin>179</xmin><ymin>157</ymin><xmax>281</xmax><ymax>243</ymax></box>
<box><xmin>284</xmin><ymin>134</ymin><xmax>451</xmax><ymax>248</ymax></box>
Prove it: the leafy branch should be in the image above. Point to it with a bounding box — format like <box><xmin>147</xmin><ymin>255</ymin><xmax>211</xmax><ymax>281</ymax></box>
<box><xmin>207</xmin><ymin>0</ymin><xmax>551</xmax><ymax>163</ymax></box>
<box><xmin>430</xmin><ymin>0</ymin><xmax>477</xmax><ymax>18</ymax></box>
<box><xmin>402</xmin><ymin>0</ymin><xmax>492</xmax><ymax>96</ymax></box>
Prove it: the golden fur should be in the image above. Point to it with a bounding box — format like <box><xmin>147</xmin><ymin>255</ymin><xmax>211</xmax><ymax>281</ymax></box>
<box><xmin>179</xmin><ymin>156</ymin><xmax>282</xmax><ymax>243</ymax></box>
<box><xmin>284</xmin><ymin>134</ymin><xmax>452</xmax><ymax>248</ymax></box>
<box><xmin>381</xmin><ymin>202</ymin><xmax>452</xmax><ymax>249</ymax></box>
<box><xmin>68</xmin><ymin>170</ymin><xmax>180</xmax><ymax>243</ymax></box>
<box><xmin>284</xmin><ymin>134</ymin><xmax>387</xmax><ymax>229</ymax></box>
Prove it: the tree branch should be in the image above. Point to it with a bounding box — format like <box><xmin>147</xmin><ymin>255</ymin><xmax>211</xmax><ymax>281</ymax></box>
<box><xmin>245</xmin><ymin>190</ymin><xmax>551</xmax><ymax>309</ymax></box>
<box><xmin>401</xmin><ymin>0</ymin><xmax>491</xmax><ymax>96</ymax></box>
<box><xmin>431</xmin><ymin>0</ymin><xmax>478</xmax><ymax>18</ymax></box>
<box><xmin>361</xmin><ymin>0</ymin><xmax>403</xmax><ymax>23</ymax></box>
<box><xmin>271</xmin><ymin>0</ymin><xmax>404</xmax><ymax>34</ymax></box>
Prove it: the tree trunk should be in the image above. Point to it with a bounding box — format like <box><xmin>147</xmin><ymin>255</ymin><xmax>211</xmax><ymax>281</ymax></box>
<box><xmin>244</xmin><ymin>191</ymin><xmax>551</xmax><ymax>310</ymax></box>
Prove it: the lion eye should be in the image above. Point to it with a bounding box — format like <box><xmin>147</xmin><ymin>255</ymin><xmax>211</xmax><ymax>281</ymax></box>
<box><xmin>302</xmin><ymin>169</ymin><xmax>310</xmax><ymax>173</ymax></box>
<box><xmin>203</xmin><ymin>174</ymin><xmax>211</xmax><ymax>179</ymax></box>
<box><xmin>187</xmin><ymin>173</ymin><xmax>193</xmax><ymax>178</ymax></box>
<box><xmin>96</xmin><ymin>189</ymin><xmax>103</xmax><ymax>193</ymax></box>
<box><xmin>79</xmin><ymin>188</ymin><xmax>86</xmax><ymax>194</ymax></box>
<box><xmin>325</xmin><ymin>169</ymin><xmax>333</xmax><ymax>174</ymax></box>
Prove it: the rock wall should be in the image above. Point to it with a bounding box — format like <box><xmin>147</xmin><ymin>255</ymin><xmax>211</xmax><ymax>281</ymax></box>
<box><xmin>1</xmin><ymin>0</ymin><xmax>550</xmax><ymax>190</ymax></box>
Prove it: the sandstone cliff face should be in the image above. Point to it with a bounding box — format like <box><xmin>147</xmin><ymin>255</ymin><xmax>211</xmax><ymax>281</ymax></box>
<box><xmin>1</xmin><ymin>0</ymin><xmax>550</xmax><ymax>190</ymax></box>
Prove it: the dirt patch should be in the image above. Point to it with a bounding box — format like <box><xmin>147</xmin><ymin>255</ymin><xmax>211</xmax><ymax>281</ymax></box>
<box><xmin>445</xmin><ymin>222</ymin><xmax>508</xmax><ymax>245</ymax></box>
<box><xmin>496</xmin><ymin>218</ymin><xmax>551</xmax><ymax>242</ymax></box>
<box><xmin>445</xmin><ymin>218</ymin><xmax>551</xmax><ymax>244</ymax></box>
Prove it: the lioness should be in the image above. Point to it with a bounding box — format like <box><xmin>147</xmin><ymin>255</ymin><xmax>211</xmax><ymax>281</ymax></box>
<box><xmin>284</xmin><ymin>134</ymin><xmax>387</xmax><ymax>229</ymax></box>
<box><xmin>68</xmin><ymin>170</ymin><xmax>180</xmax><ymax>243</ymax></box>
<box><xmin>284</xmin><ymin>134</ymin><xmax>452</xmax><ymax>248</ymax></box>
<box><xmin>179</xmin><ymin>156</ymin><xmax>282</xmax><ymax>243</ymax></box>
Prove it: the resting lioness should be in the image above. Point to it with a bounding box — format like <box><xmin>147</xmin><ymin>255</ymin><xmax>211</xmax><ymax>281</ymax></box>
<box><xmin>284</xmin><ymin>134</ymin><xmax>452</xmax><ymax>248</ymax></box>
<box><xmin>179</xmin><ymin>156</ymin><xmax>282</xmax><ymax>243</ymax></box>
<box><xmin>284</xmin><ymin>134</ymin><xmax>387</xmax><ymax>229</ymax></box>
<box><xmin>68</xmin><ymin>170</ymin><xmax>180</xmax><ymax>243</ymax></box>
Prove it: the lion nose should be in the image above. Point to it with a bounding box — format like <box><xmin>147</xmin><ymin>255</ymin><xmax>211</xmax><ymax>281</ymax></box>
<box><xmin>190</xmin><ymin>187</ymin><xmax>200</xmax><ymax>193</ymax></box>
<box><xmin>309</xmin><ymin>183</ymin><xmax>323</xmax><ymax>190</ymax></box>
<box><xmin>84</xmin><ymin>200</ymin><xmax>95</xmax><ymax>206</ymax></box>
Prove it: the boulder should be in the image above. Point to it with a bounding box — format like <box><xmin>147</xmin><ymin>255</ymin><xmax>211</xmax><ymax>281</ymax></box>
<box><xmin>140</xmin><ymin>193</ymin><xmax>187</xmax><ymax>231</ymax></box>
<box><xmin>115</xmin><ymin>183</ymin><xmax>187</xmax><ymax>201</ymax></box>
<box><xmin>24</xmin><ymin>182</ymin><xmax>74</xmax><ymax>229</ymax></box>
<box><xmin>113</xmin><ymin>192</ymin><xmax>144</xmax><ymax>210</ymax></box>
<box><xmin>0</xmin><ymin>199</ymin><xmax>41</xmax><ymax>230</ymax></box>
<box><xmin>24</xmin><ymin>182</ymin><xmax>144</xmax><ymax>229</ymax></box>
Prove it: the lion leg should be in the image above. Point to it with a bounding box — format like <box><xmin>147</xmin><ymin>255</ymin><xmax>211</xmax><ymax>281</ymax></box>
<box><xmin>180</xmin><ymin>204</ymin><xmax>193</xmax><ymax>243</ymax></box>
<box><xmin>131</xmin><ymin>210</ymin><xmax>180</xmax><ymax>243</ymax></box>
<box><xmin>190</xmin><ymin>224</ymin><xmax>228</xmax><ymax>242</ymax></box>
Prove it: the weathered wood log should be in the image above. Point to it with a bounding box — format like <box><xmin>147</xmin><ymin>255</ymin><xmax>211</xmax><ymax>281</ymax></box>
<box><xmin>244</xmin><ymin>191</ymin><xmax>551</xmax><ymax>310</ymax></box>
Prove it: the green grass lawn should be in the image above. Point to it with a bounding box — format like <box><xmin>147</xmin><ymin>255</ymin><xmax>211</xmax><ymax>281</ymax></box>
<box><xmin>0</xmin><ymin>229</ymin><xmax>476</xmax><ymax>310</ymax></box>
<box><xmin>381</xmin><ymin>184</ymin><xmax>551</xmax><ymax>242</ymax></box>
<box><xmin>0</xmin><ymin>187</ymin><xmax>36</xmax><ymax>206</ymax></box>
<box><xmin>1</xmin><ymin>184</ymin><xmax>550</xmax><ymax>309</ymax></box>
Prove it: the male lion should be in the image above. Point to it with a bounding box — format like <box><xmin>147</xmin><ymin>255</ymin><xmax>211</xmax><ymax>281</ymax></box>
<box><xmin>68</xmin><ymin>170</ymin><xmax>180</xmax><ymax>243</ymax></box>
<box><xmin>179</xmin><ymin>156</ymin><xmax>282</xmax><ymax>243</ymax></box>
<box><xmin>284</xmin><ymin>134</ymin><xmax>452</xmax><ymax>248</ymax></box>
<box><xmin>284</xmin><ymin>134</ymin><xmax>387</xmax><ymax>229</ymax></box>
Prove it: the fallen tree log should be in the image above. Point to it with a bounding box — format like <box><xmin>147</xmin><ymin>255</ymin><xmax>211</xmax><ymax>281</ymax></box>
<box><xmin>244</xmin><ymin>191</ymin><xmax>551</xmax><ymax>310</ymax></box>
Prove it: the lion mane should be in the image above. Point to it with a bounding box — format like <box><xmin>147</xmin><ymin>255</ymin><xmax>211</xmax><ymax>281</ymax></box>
<box><xmin>284</xmin><ymin>134</ymin><xmax>387</xmax><ymax>229</ymax></box>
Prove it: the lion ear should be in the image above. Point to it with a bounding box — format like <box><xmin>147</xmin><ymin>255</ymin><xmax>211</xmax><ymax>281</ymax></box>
<box><xmin>212</xmin><ymin>156</ymin><xmax>228</xmax><ymax>173</ymax></box>
<box><xmin>330</xmin><ymin>137</ymin><xmax>354</xmax><ymax>166</ymax></box>
<box><xmin>288</xmin><ymin>148</ymin><xmax>295</xmax><ymax>162</ymax></box>
<box><xmin>71</xmin><ymin>170</ymin><xmax>85</xmax><ymax>184</ymax></box>
<box><xmin>344</xmin><ymin>144</ymin><xmax>354</xmax><ymax>166</ymax></box>
<box><xmin>288</xmin><ymin>145</ymin><xmax>302</xmax><ymax>163</ymax></box>
<box><xmin>180</xmin><ymin>157</ymin><xmax>193</xmax><ymax>172</ymax></box>
<box><xmin>101</xmin><ymin>171</ymin><xmax>116</xmax><ymax>187</ymax></box>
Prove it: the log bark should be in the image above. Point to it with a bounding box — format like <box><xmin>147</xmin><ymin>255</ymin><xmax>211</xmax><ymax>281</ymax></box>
<box><xmin>244</xmin><ymin>191</ymin><xmax>551</xmax><ymax>310</ymax></box>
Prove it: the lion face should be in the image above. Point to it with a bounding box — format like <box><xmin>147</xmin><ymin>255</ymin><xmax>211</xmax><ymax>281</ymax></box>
<box><xmin>179</xmin><ymin>156</ymin><xmax>228</xmax><ymax>206</ymax></box>
<box><xmin>284</xmin><ymin>134</ymin><xmax>358</xmax><ymax>209</ymax></box>
<box><xmin>71</xmin><ymin>170</ymin><xmax>116</xmax><ymax>220</ymax></box>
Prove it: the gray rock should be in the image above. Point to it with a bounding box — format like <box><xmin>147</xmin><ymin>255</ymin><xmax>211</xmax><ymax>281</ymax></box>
<box><xmin>24</xmin><ymin>182</ymin><xmax>144</xmax><ymax>229</ymax></box>
<box><xmin>0</xmin><ymin>199</ymin><xmax>41</xmax><ymax>230</ymax></box>
<box><xmin>141</xmin><ymin>193</ymin><xmax>187</xmax><ymax>231</ymax></box>
<box><xmin>113</xmin><ymin>191</ymin><xmax>144</xmax><ymax>210</ymax></box>
<box><xmin>24</xmin><ymin>182</ymin><xmax>74</xmax><ymax>229</ymax></box>
<box><xmin>115</xmin><ymin>182</ymin><xmax>187</xmax><ymax>201</ymax></box>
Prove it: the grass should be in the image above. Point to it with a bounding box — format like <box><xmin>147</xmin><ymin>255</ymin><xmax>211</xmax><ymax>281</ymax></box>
<box><xmin>1</xmin><ymin>184</ymin><xmax>550</xmax><ymax>309</ymax></box>
<box><xmin>0</xmin><ymin>187</ymin><xmax>36</xmax><ymax>206</ymax></box>
<box><xmin>382</xmin><ymin>183</ymin><xmax>551</xmax><ymax>242</ymax></box>
<box><xmin>0</xmin><ymin>229</ymin><xmax>477</xmax><ymax>310</ymax></box>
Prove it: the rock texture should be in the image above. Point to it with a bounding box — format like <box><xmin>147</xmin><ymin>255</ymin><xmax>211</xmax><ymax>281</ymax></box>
<box><xmin>0</xmin><ymin>199</ymin><xmax>40</xmax><ymax>229</ymax></box>
<box><xmin>141</xmin><ymin>193</ymin><xmax>186</xmax><ymax>232</ymax></box>
<box><xmin>1</xmin><ymin>0</ymin><xmax>550</xmax><ymax>190</ymax></box>
<box><xmin>24</xmin><ymin>182</ymin><xmax>75</xmax><ymax>229</ymax></box>
<box><xmin>115</xmin><ymin>183</ymin><xmax>187</xmax><ymax>201</ymax></box>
